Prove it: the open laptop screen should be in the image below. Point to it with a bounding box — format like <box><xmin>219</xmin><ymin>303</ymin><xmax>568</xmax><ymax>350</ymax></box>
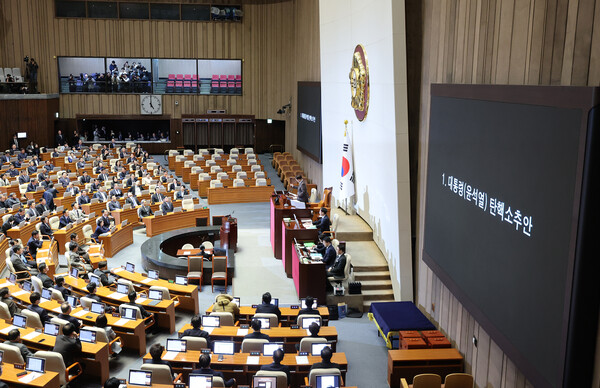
<box><xmin>91</xmin><ymin>302</ymin><xmax>105</xmax><ymax>314</ymax></box>
<box><xmin>122</xmin><ymin>307</ymin><xmax>137</xmax><ymax>320</ymax></box>
<box><xmin>311</xmin><ymin>342</ymin><xmax>332</xmax><ymax>356</ymax></box>
<box><xmin>253</xmin><ymin>375</ymin><xmax>277</xmax><ymax>388</ymax></box>
<box><xmin>70</xmin><ymin>268</ymin><xmax>79</xmax><ymax>278</ymax></box>
<box><xmin>125</xmin><ymin>262</ymin><xmax>135</xmax><ymax>272</ymax></box>
<box><xmin>26</xmin><ymin>356</ymin><xmax>45</xmax><ymax>373</ymax></box>
<box><xmin>213</xmin><ymin>341</ymin><xmax>235</xmax><ymax>355</ymax></box>
<box><xmin>301</xmin><ymin>316</ymin><xmax>321</xmax><ymax>329</ymax></box>
<box><xmin>255</xmin><ymin>317</ymin><xmax>271</xmax><ymax>329</ymax></box>
<box><xmin>202</xmin><ymin>315</ymin><xmax>220</xmax><ymax>328</ymax></box>
<box><xmin>80</xmin><ymin>328</ymin><xmax>97</xmax><ymax>343</ymax></box>
<box><xmin>13</xmin><ymin>314</ymin><xmax>27</xmax><ymax>328</ymax></box>
<box><xmin>148</xmin><ymin>289</ymin><xmax>162</xmax><ymax>300</ymax></box>
<box><xmin>128</xmin><ymin>369</ymin><xmax>152</xmax><ymax>386</ymax></box>
<box><xmin>262</xmin><ymin>342</ymin><xmax>284</xmax><ymax>356</ymax></box>
<box><xmin>41</xmin><ymin>288</ymin><xmax>52</xmax><ymax>300</ymax></box>
<box><xmin>148</xmin><ymin>269</ymin><xmax>159</xmax><ymax>280</ymax></box>
<box><xmin>67</xmin><ymin>295</ymin><xmax>79</xmax><ymax>308</ymax></box>
<box><xmin>166</xmin><ymin>339</ymin><xmax>187</xmax><ymax>352</ymax></box>
<box><xmin>316</xmin><ymin>375</ymin><xmax>341</xmax><ymax>388</ymax></box>
<box><xmin>189</xmin><ymin>374</ymin><xmax>213</xmax><ymax>388</ymax></box>
<box><xmin>116</xmin><ymin>283</ymin><xmax>129</xmax><ymax>294</ymax></box>
<box><xmin>175</xmin><ymin>275</ymin><xmax>188</xmax><ymax>285</ymax></box>
<box><xmin>301</xmin><ymin>298</ymin><xmax>318</xmax><ymax>309</ymax></box>
<box><xmin>44</xmin><ymin>322</ymin><xmax>59</xmax><ymax>336</ymax></box>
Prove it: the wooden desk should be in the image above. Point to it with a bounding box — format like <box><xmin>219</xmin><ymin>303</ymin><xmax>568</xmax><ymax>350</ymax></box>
<box><xmin>282</xmin><ymin>220</ymin><xmax>319</xmax><ymax>278</ymax></box>
<box><xmin>62</xmin><ymin>276</ymin><xmax>177</xmax><ymax>333</ymax></box>
<box><xmin>270</xmin><ymin>196</ymin><xmax>313</xmax><ymax>259</ymax></box>
<box><xmin>0</xmin><ymin>280</ymin><xmax>147</xmax><ymax>355</ymax></box>
<box><xmin>198</xmin><ymin>178</ymin><xmax>271</xmax><ymax>197</ymax></box>
<box><xmin>0</xmin><ymin>237</ymin><xmax>10</xmax><ymax>273</ymax></box>
<box><xmin>0</xmin><ymin>320</ymin><xmax>110</xmax><ymax>382</ymax></box>
<box><xmin>207</xmin><ymin>185</ymin><xmax>274</xmax><ymax>205</ymax></box>
<box><xmin>98</xmin><ymin>222</ymin><xmax>134</xmax><ymax>257</ymax></box>
<box><xmin>0</xmin><ymin>362</ymin><xmax>60</xmax><ymax>388</ymax></box>
<box><xmin>292</xmin><ymin>243</ymin><xmax>326</xmax><ymax>304</ymax></box>
<box><xmin>111</xmin><ymin>207</ymin><xmax>139</xmax><ymax>225</ymax></box>
<box><xmin>54</xmin><ymin>217</ymin><xmax>97</xmax><ymax>254</ymax></box>
<box><xmin>111</xmin><ymin>267</ymin><xmax>200</xmax><ymax>314</ymax></box>
<box><xmin>7</xmin><ymin>221</ymin><xmax>39</xmax><ymax>243</ymax></box>
<box><xmin>206</xmin><ymin>305</ymin><xmax>330</xmax><ymax>327</ymax></box>
<box><xmin>0</xmin><ymin>184</ymin><xmax>21</xmax><ymax>197</ymax></box>
<box><xmin>178</xmin><ymin>323</ymin><xmax>338</xmax><ymax>353</ymax></box>
<box><xmin>387</xmin><ymin>348</ymin><xmax>464</xmax><ymax>387</ymax></box>
<box><xmin>35</xmin><ymin>240</ymin><xmax>59</xmax><ymax>278</ymax></box>
<box><xmin>81</xmin><ymin>201</ymin><xmax>107</xmax><ymax>216</ymax></box>
<box><xmin>143</xmin><ymin>208</ymin><xmax>210</xmax><ymax>237</ymax></box>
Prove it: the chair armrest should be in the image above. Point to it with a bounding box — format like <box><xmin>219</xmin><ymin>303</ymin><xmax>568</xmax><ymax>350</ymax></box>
<box><xmin>171</xmin><ymin>295</ymin><xmax>180</xmax><ymax>306</ymax></box>
<box><xmin>108</xmin><ymin>336</ymin><xmax>122</xmax><ymax>353</ymax></box>
<box><xmin>143</xmin><ymin>313</ymin><xmax>155</xmax><ymax>330</ymax></box>
<box><xmin>304</xmin><ymin>377</ymin><xmax>309</xmax><ymax>386</ymax></box>
<box><xmin>173</xmin><ymin>373</ymin><xmax>183</xmax><ymax>384</ymax></box>
<box><xmin>322</xmin><ymin>231</ymin><xmax>336</xmax><ymax>238</ymax></box>
<box><xmin>41</xmin><ymin>235</ymin><xmax>52</xmax><ymax>240</ymax></box>
<box><xmin>234</xmin><ymin>320</ymin><xmax>239</xmax><ymax>326</ymax></box>
<box><xmin>400</xmin><ymin>378</ymin><xmax>409</xmax><ymax>388</ymax></box>
<box><xmin>66</xmin><ymin>361</ymin><xmax>83</xmax><ymax>382</ymax></box>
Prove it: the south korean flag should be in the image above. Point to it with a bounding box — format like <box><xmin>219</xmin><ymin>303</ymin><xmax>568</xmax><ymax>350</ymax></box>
<box><xmin>339</xmin><ymin>121</ymin><xmax>355</xmax><ymax>201</ymax></box>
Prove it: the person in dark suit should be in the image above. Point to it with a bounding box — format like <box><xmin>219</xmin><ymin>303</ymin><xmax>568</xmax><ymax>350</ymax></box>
<box><xmin>79</xmin><ymin>172</ymin><xmax>91</xmax><ymax>184</ymax></box>
<box><xmin>0</xmin><ymin>153</ymin><xmax>10</xmax><ymax>164</ymax></box>
<box><xmin>6</xmin><ymin>192</ymin><xmax>21</xmax><ymax>207</ymax></box>
<box><xmin>124</xmin><ymin>291</ymin><xmax>151</xmax><ymax>318</ymax></box>
<box><xmin>1</xmin><ymin>216</ymin><xmax>16</xmax><ymax>235</ymax></box>
<box><xmin>91</xmin><ymin>218</ymin><xmax>110</xmax><ymax>240</ymax></box>
<box><xmin>310</xmin><ymin>346</ymin><xmax>341</xmax><ymax>371</ymax></box>
<box><xmin>161</xmin><ymin>197</ymin><xmax>174</xmax><ymax>213</ymax></box>
<box><xmin>148</xmin><ymin>343</ymin><xmax>174</xmax><ymax>377</ymax></box>
<box><xmin>6</xmin><ymin>164</ymin><xmax>19</xmax><ymax>177</ymax></box>
<box><xmin>4</xmin><ymin>329</ymin><xmax>34</xmax><ymax>361</ymax></box>
<box><xmin>98</xmin><ymin>210</ymin><xmax>112</xmax><ymax>228</ymax></box>
<box><xmin>189</xmin><ymin>354</ymin><xmax>236</xmax><ymax>387</ymax></box>
<box><xmin>37</xmin><ymin>263</ymin><xmax>54</xmax><ymax>288</ymax></box>
<box><xmin>125</xmin><ymin>192</ymin><xmax>139</xmax><ymax>207</ymax></box>
<box><xmin>313</xmin><ymin>207</ymin><xmax>331</xmax><ymax>234</ymax></box>
<box><xmin>297</xmin><ymin>296</ymin><xmax>320</xmax><ymax>322</ymax></box>
<box><xmin>0</xmin><ymin>288</ymin><xmax>20</xmax><ymax>317</ymax></box>
<box><xmin>35</xmin><ymin>198</ymin><xmax>49</xmax><ymax>215</ymax></box>
<box><xmin>10</xmin><ymin>245</ymin><xmax>35</xmax><ymax>277</ymax></box>
<box><xmin>27</xmin><ymin>161</ymin><xmax>37</xmax><ymax>174</ymax></box>
<box><xmin>58</xmin><ymin>172</ymin><xmax>70</xmax><ymax>187</ymax></box>
<box><xmin>76</xmin><ymin>158</ymin><xmax>86</xmax><ymax>169</ymax></box>
<box><xmin>259</xmin><ymin>349</ymin><xmax>291</xmax><ymax>383</ymax></box>
<box><xmin>138</xmin><ymin>200</ymin><xmax>153</xmax><ymax>218</ymax></box>
<box><xmin>17</xmin><ymin>149</ymin><xmax>28</xmax><ymax>161</ymax></box>
<box><xmin>93</xmin><ymin>187</ymin><xmax>108</xmax><ymax>202</ymax></box>
<box><xmin>77</xmin><ymin>190</ymin><xmax>91</xmax><ymax>206</ymax></box>
<box><xmin>28</xmin><ymin>292</ymin><xmax>51</xmax><ymax>324</ymax></box>
<box><xmin>151</xmin><ymin>191</ymin><xmax>165</xmax><ymax>204</ymax></box>
<box><xmin>293</xmin><ymin>174</ymin><xmax>309</xmax><ymax>203</ymax></box>
<box><xmin>18</xmin><ymin>170</ymin><xmax>30</xmax><ymax>185</ymax></box>
<box><xmin>109</xmin><ymin>185</ymin><xmax>123</xmax><ymax>198</ymax></box>
<box><xmin>321</xmin><ymin>236</ymin><xmax>336</xmax><ymax>267</ymax></box>
<box><xmin>43</xmin><ymin>184</ymin><xmax>56</xmax><ymax>210</ymax></box>
<box><xmin>54</xmin><ymin>276</ymin><xmax>72</xmax><ymax>301</ymax></box>
<box><xmin>36</xmin><ymin>170</ymin><xmax>47</xmax><ymax>182</ymax></box>
<box><xmin>85</xmin><ymin>282</ymin><xmax>103</xmax><ymax>303</ymax></box>
<box><xmin>181</xmin><ymin>315</ymin><xmax>212</xmax><ymax>347</ymax></box>
<box><xmin>327</xmin><ymin>245</ymin><xmax>347</xmax><ymax>278</ymax></box>
<box><xmin>13</xmin><ymin>208</ymin><xmax>27</xmax><ymax>224</ymax></box>
<box><xmin>93</xmin><ymin>261</ymin><xmax>115</xmax><ymax>286</ymax></box>
<box><xmin>107</xmin><ymin>196</ymin><xmax>121</xmax><ymax>211</ymax></box>
<box><xmin>55</xmin><ymin>130</ymin><xmax>66</xmax><ymax>146</ymax></box>
<box><xmin>26</xmin><ymin>178</ymin><xmax>38</xmax><ymax>192</ymax></box>
<box><xmin>27</xmin><ymin>230</ymin><xmax>43</xmax><ymax>259</ymax></box>
<box><xmin>58</xmin><ymin>210</ymin><xmax>71</xmax><ymax>228</ymax></box>
<box><xmin>52</xmin><ymin>322</ymin><xmax>82</xmax><ymax>368</ymax></box>
<box><xmin>58</xmin><ymin>302</ymin><xmax>81</xmax><ymax>333</ymax></box>
<box><xmin>255</xmin><ymin>292</ymin><xmax>282</xmax><ymax>321</ymax></box>
<box><xmin>244</xmin><ymin>319</ymin><xmax>270</xmax><ymax>341</ymax></box>
<box><xmin>39</xmin><ymin>216</ymin><xmax>53</xmax><ymax>237</ymax></box>
<box><xmin>43</xmin><ymin>160</ymin><xmax>54</xmax><ymax>171</ymax></box>
<box><xmin>174</xmin><ymin>186</ymin><xmax>186</xmax><ymax>200</ymax></box>
<box><xmin>65</xmin><ymin>182</ymin><xmax>79</xmax><ymax>197</ymax></box>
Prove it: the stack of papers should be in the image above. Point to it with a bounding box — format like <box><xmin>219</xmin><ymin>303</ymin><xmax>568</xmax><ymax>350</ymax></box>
<box><xmin>23</xmin><ymin>331</ymin><xmax>41</xmax><ymax>340</ymax></box>
<box><xmin>204</xmin><ymin>327</ymin><xmax>215</xmax><ymax>334</ymax></box>
<box><xmin>12</xmin><ymin>290</ymin><xmax>27</xmax><ymax>297</ymax></box>
<box><xmin>236</xmin><ymin>328</ymin><xmax>249</xmax><ymax>336</ymax></box>
<box><xmin>108</xmin><ymin>292</ymin><xmax>124</xmax><ymax>299</ymax></box>
<box><xmin>141</xmin><ymin>278</ymin><xmax>154</xmax><ymax>284</ymax></box>
<box><xmin>246</xmin><ymin>356</ymin><xmax>260</xmax><ymax>365</ymax></box>
<box><xmin>296</xmin><ymin>356</ymin><xmax>309</xmax><ymax>364</ymax></box>
<box><xmin>163</xmin><ymin>351</ymin><xmax>178</xmax><ymax>361</ymax></box>
<box><xmin>72</xmin><ymin>310</ymin><xmax>87</xmax><ymax>317</ymax></box>
<box><xmin>19</xmin><ymin>372</ymin><xmax>42</xmax><ymax>383</ymax></box>
<box><xmin>114</xmin><ymin>318</ymin><xmax>130</xmax><ymax>326</ymax></box>
<box><xmin>0</xmin><ymin>325</ymin><xmax>16</xmax><ymax>334</ymax></box>
<box><xmin>113</xmin><ymin>267</ymin><xmax>123</xmax><ymax>273</ymax></box>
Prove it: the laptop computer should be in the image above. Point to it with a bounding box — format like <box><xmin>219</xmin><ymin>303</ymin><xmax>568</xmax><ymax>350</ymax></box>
<box><xmin>147</xmin><ymin>289</ymin><xmax>162</xmax><ymax>306</ymax></box>
<box><xmin>255</xmin><ymin>317</ymin><xmax>271</xmax><ymax>329</ymax></box>
<box><xmin>253</xmin><ymin>375</ymin><xmax>277</xmax><ymax>388</ymax></box>
<box><xmin>213</xmin><ymin>341</ymin><xmax>235</xmax><ymax>357</ymax></box>
<box><xmin>25</xmin><ymin>356</ymin><xmax>45</xmax><ymax>373</ymax></box>
<box><xmin>147</xmin><ymin>269</ymin><xmax>159</xmax><ymax>280</ymax></box>
<box><xmin>301</xmin><ymin>316</ymin><xmax>321</xmax><ymax>329</ymax></box>
<box><xmin>0</xmin><ymin>349</ymin><xmax>3</xmax><ymax>364</ymax></box>
<box><xmin>88</xmin><ymin>273</ymin><xmax>101</xmax><ymax>286</ymax></box>
<box><xmin>8</xmin><ymin>273</ymin><xmax>16</xmax><ymax>284</ymax></box>
<box><xmin>13</xmin><ymin>314</ymin><xmax>27</xmax><ymax>328</ymax></box>
<box><xmin>128</xmin><ymin>369</ymin><xmax>152</xmax><ymax>386</ymax></box>
<box><xmin>90</xmin><ymin>302</ymin><xmax>105</xmax><ymax>314</ymax></box>
<box><xmin>188</xmin><ymin>374</ymin><xmax>213</xmax><ymax>388</ymax></box>
<box><xmin>67</xmin><ymin>295</ymin><xmax>79</xmax><ymax>308</ymax></box>
<box><xmin>125</xmin><ymin>262</ymin><xmax>135</xmax><ymax>272</ymax></box>
<box><xmin>22</xmin><ymin>280</ymin><xmax>32</xmax><ymax>292</ymax></box>
<box><xmin>270</xmin><ymin>298</ymin><xmax>279</xmax><ymax>307</ymax></box>
<box><xmin>79</xmin><ymin>328</ymin><xmax>97</xmax><ymax>344</ymax></box>
<box><xmin>262</xmin><ymin>342</ymin><xmax>284</xmax><ymax>356</ymax></box>
<box><xmin>116</xmin><ymin>283</ymin><xmax>129</xmax><ymax>295</ymax></box>
<box><xmin>175</xmin><ymin>275</ymin><xmax>188</xmax><ymax>286</ymax></box>
<box><xmin>311</xmin><ymin>342</ymin><xmax>332</xmax><ymax>356</ymax></box>
<box><xmin>44</xmin><ymin>322</ymin><xmax>60</xmax><ymax>336</ymax></box>
<box><xmin>166</xmin><ymin>339</ymin><xmax>187</xmax><ymax>352</ymax></box>
<box><xmin>70</xmin><ymin>268</ymin><xmax>79</xmax><ymax>278</ymax></box>
<box><xmin>201</xmin><ymin>315</ymin><xmax>220</xmax><ymax>328</ymax></box>
<box><xmin>41</xmin><ymin>288</ymin><xmax>52</xmax><ymax>301</ymax></box>
<box><xmin>316</xmin><ymin>374</ymin><xmax>341</xmax><ymax>388</ymax></box>
<box><xmin>233</xmin><ymin>297</ymin><xmax>240</xmax><ymax>306</ymax></box>
<box><xmin>121</xmin><ymin>306</ymin><xmax>137</xmax><ymax>320</ymax></box>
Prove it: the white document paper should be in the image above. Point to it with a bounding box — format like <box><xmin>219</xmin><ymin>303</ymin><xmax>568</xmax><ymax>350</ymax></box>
<box><xmin>19</xmin><ymin>371</ymin><xmax>42</xmax><ymax>383</ymax></box>
<box><xmin>72</xmin><ymin>310</ymin><xmax>87</xmax><ymax>317</ymax></box>
<box><xmin>0</xmin><ymin>325</ymin><xmax>16</xmax><ymax>334</ymax></box>
<box><xmin>12</xmin><ymin>290</ymin><xmax>27</xmax><ymax>297</ymax></box>
<box><xmin>246</xmin><ymin>356</ymin><xmax>260</xmax><ymax>365</ymax></box>
<box><xmin>204</xmin><ymin>327</ymin><xmax>214</xmax><ymax>334</ymax></box>
<box><xmin>141</xmin><ymin>278</ymin><xmax>153</xmax><ymax>284</ymax></box>
<box><xmin>163</xmin><ymin>351</ymin><xmax>177</xmax><ymax>361</ymax></box>
<box><xmin>23</xmin><ymin>331</ymin><xmax>42</xmax><ymax>340</ymax></box>
<box><xmin>108</xmin><ymin>292</ymin><xmax>124</xmax><ymax>299</ymax></box>
<box><xmin>114</xmin><ymin>318</ymin><xmax>130</xmax><ymax>326</ymax></box>
<box><xmin>183</xmin><ymin>251</ymin><xmax>191</xmax><ymax>255</ymax></box>
<box><xmin>236</xmin><ymin>329</ymin><xmax>249</xmax><ymax>336</ymax></box>
<box><xmin>296</xmin><ymin>356</ymin><xmax>309</xmax><ymax>365</ymax></box>
<box><xmin>0</xmin><ymin>282</ymin><xmax>11</xmax><ymax>288</ymax></box>
<box><xmin>113</xmin><ymin>267</ymin><xmax>123</xmax><ymax>273</ymax></box>
<box><xmin>52</xmin><ymin>306</ymin><xmax>62</xmax><ymax>313</ymax></box>
<box><xmin>135</xmin><ymin>297</ymin><xmax>147</xmax><ymax>304</ymax></box>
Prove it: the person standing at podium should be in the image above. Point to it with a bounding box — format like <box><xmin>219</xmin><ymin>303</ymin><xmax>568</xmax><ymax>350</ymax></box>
<box><xmin>291</xmin><ymin>174</ymin><xmax>309</xmax><ymax>203</ymax></box>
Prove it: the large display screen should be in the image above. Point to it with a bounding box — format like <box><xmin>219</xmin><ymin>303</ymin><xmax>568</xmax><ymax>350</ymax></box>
<box><xmin>423</xmin><ymin>84</ymin><xmax>600</xmax><ymax>388</ymax></box>
<box><xmin>297</xmin><ymin>82</ymin><xmax>322</xmax><ymax>163</ymax></box>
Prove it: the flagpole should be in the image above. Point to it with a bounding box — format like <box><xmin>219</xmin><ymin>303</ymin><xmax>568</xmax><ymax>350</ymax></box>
<box><xmin>343</xmin><ymin>120</ymin><xmax>349</xmax><ymax>215</ymax></box>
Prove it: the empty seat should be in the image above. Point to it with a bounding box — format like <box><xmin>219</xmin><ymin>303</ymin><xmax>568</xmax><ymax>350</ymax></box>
<box><xmin>256</xmin><ymin>178</ymin><xmax>267</xmax><ymax>187</ymax></box>
<box><xmin>210</xmin><ymin>180</ymin><xmax>223</xmax><ymax>188</ymax></box>
<box><xmin>236</xmin><ymin>171</ymin><xmax>247</xmax><ymax>180</ymax></box>
<box><xmin>211</xmin><ymin>166</ymin><xmax>223</xmax><ymax>174</ymax></box>
<box><xmin>233</xmin><ymin>179</ymin><xmax>244</xmax><ymax>187</ymax></box>
<box><xmin>231</xmin><ymin>165</ymin><xmax>242</xmax><ymax>173</ymax></box>
<box><xmin>217</xmin><ymin>172</ymin><xmax>229</xmax><ymax>181</ymax></box>
<box><xmin>254</xmin><ymin>171</ymin><xmax>266</xmax><ymax>179</ymax></box>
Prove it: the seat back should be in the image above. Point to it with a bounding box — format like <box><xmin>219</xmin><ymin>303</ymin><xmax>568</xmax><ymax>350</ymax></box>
<box><xmin>19</xmin><ymin>183</ymin><xmax>27</xmax><ymax>194</ymax></box>
<box><xmin>226</xmin><ymin>159</ymin><xmax>236</xmax><ymax>166</ymax></box>
<box><xmin>236</xmin><ymin>171</ymin><xmax>247</xmax><ymax>180</ymax></box>
<box><xmin>181</xmin><ymin>336</ymin><xmax>208</xmax><ymax>350</ymax></box>
<box><xmin>5</xmin><ymin>257</ymin><xmax>17</xmax><ymax>275</ymax></box>
<box><xmin>35</xmin><ymin>350</ymin><xmax>68</xmax><ymax>385</ymax></box>
<box><xmin>85</xmin><ymin>326</ymin><xmax>110</xmax><ymax>343</ymax></box>
<box><xmin>82</xmin><ymin>224</ymin><xmax>93</xmax><ymax>237</ymax></box>
<box><xmin>0</xmin><ymin>343</ymin><xmax>24</xmax><ymax>364</ymax></box>
<box><xmin>233</xmin><ymin>179</ymin><xmax>244</xmax><ymax>187</ymax></box>
<box><xmin>308</xmin><ymin>368</ymin><xmax>342</xmax><ymax>388</ymax></box>
<box><xmin>50</xmin><ymin>317</ymin><xmax>69</xmax><ymax>335</ymax></box>
<box><xmin>297</xmin><ymin>314</ymin><xmax>322</xmax><ymax>329</ymax></box>
<box><xmin>253</xmin><ymin>313</ymin><xmax>278</xmax><ymax>327</ymax></box>
<box><xmin>149</xmin><ymin>285</ymin><xmax>171</xmax><ymax>300</ymax></box>
<box><xmin>331</xmin><ymin>213</ymin><xmax>339</xmax><ymax>232</ymax></box>
<box><xmin>80</xmin><ymin>296</ymin><xmax>95</xmax><ymax>309</ymax></box>
<box><xmin>117</xmin><ymin>278</ymin><xmax>136</xmax><ymax>293</ymax></box>
<box><xmin>444</xmin><ymin>373</ymin><xmax>474</xmax><ymax>388</ymax></box>
<box><xmin>217</xmin><ymin>172</ymin><xmax>229</xmax><ymax>181</ymax></box>
<box><xmin>22</xmin><ymin>308</ymin><xmax>43</xmax><ymax>329</ymax></box>
<box><xmin>309</xmin><ymin>188</ymin><xmax>317</xmax><ymax>203</ymax></box>
<box><xmin>31</xmin><ymin>276</ymin><xmax>43</xmax><ymax>293</ymax></box>
<box><xmin>202</xmin><ymin>241</ymin><xmax>214</xmax><ymax>250</ymax></box>
<box><xmin>251</xmin><ymin>165</ymin><xmax>261</xmax><ymax>172</ymax></box>
<box><xmin>256</xmin><ymin>178</ymin><xmax>267</xmax><ymax>187</ymax></box>
<box><xmin>209</xmin><ymin>311</ymin><xmax>234</xmax><ymax>326</ymax></box>
<box><xmin>254</xmin><ymin>172</ymin><xmax>265</xmax><ymax>180</ymax></box>
<box><xmin>188</xmin><ymin>256</ymin><xmax>203</xmax><ymax>273</ymax></box>
<box><xmin>212</xmin><ymin>376</ymin><xmax>225</xmax><ymax>387</ymax></box>
<box><xmin>412</xmin><ymin>373</ymin><xmax>442</xmax><ymax>388</ymax></box>
<box><xmin>230</xmin><ymin>148</ymin><xmax>239</xmax><ymax>154</ymax></box>
<box><xmin>210</xmin><ymin>180</ymin><xmax>223</xmax><ymax>189</ymax></box>
<box><xmin>182</xmin><ymin>199</ymin><xmax>194</xmax><ymax>210</ymax></box>
<box><xmin>0</xmin><ymin>301</ymin><xmax>11</xmax><ymax>321</ymax></box>
<box><xmin>141</xmin><ymin>363</ymin><xmax>173</xmax><ymax>385</ymax></box>
<box><xmin>213</xmin><ymin>256</ymin><xmax>227</xmax><ymax>272</ymax></box>
<box><xmin>241</xmin><ymin>338</ymin><xmax>268</xmax><ymax>353</ymax></box>
<box><xmin>299</xmin><ymin>337</ymin><xmax>327</xmax><ymax>353</ymax></box>
<box><xmin>181</xmin><ymin>243</ymin><xmax>194</xmax><ymax>249</ymax></box>
<box><xmin>51</xmin><ymin>288</ymin><xmax>65</xmax><ymax>303</ymax></box>
<box><xmin>255</xmin><ymin>370</ymin><xmax>287</xmax><ymax>388</ymax></box>
<box><xmin>231</xmin><ymin>165</ymin><xmax>242</xmax><ymax>173</ymax></box>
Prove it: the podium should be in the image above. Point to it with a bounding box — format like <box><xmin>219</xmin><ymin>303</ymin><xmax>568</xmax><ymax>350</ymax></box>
<box><xmin>220</xmin><ymin>216</ymin><xmax>238</xmax><ymax>252</ymax></box>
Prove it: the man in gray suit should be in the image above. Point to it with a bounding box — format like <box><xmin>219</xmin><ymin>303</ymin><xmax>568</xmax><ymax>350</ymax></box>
<box><xmin>4</xmin><ymin>329</ymin><xmax>34</xmax><ymax>361</ymax></box>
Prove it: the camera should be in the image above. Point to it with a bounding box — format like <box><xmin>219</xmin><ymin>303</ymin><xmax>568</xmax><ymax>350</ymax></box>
<box><xmin>23</xmin><ymin>56</ymin><xmax>29</xmax><ymax>63</ymax></box>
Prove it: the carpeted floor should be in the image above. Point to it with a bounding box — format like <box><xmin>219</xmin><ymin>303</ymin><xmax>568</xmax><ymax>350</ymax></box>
<box><xmin>13</xmin><ymin>153</ymin><xmax>392</xmax><ymax>387</ymax></box>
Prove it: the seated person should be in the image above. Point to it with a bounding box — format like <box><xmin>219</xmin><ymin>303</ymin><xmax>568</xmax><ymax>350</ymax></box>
<box><xmin>91</xmin><ymin>218</ymin><xmax>110</xmax><ymax>241</ymax></box>
<box><xmin>39</xmin><ymin>216</ymin><xmax>53</xmax><ymax>237</ymax></box>
<box><xmin>310</xmin><ymin>346</ymin><xmax>341</xmax><ymax>371</ymax></box>
<box><xmin>297</xmin><ymin>296</ymin><xmax>320</xmax><ymax>322</ymax></box>
<box><xmin>4</xmin><ymin>329</ymin><xmax>34</xmax><ymax>361</ymax></box>
<box><xmin>181</xmin><ymin>315</ymin><xmax>212</xmax><ymax>347</ymax></box>
<box><xmin>313</xmin><ymin>207</ymin><xmax>331</xmax><ymax>234</ymax></box>
<box><xmin>107</xmin><ymin>196</ymin><xmax>121</xmax><ymax>211</ymax></box>
<box><xmin>244</xmin><ymin>319</ymin><xmax>270</xmax><ymax>341</ymax></box>
<box><xmin>54</xmin><ymin>276</ymin><xmax>72</xmax><ymax>300</ymax></box>
<box><xmin>326</xmin><ymin>245</ymin><xmax>347</xmax><ymax>278</ymax></box>
<box><xmin>10</xmin><ymin>244</ymin><xmax>36</xmax><ymax>276</ymax></box>
<box><xmin>93</xmin><ymin>261</ymin><xmax>115</xmax><ymax>286</ymax></box>
<box><xmin>259</xmin><ymin>348</ymin><xmax>290</xmax><ymax>383</ymax></box>
<box><xmin>190</xmin><ymin>354</ymin><xmax>235</xmax><ymax>387</ymax></box>
<box><xmin>160</xmin><ymin>196</ymin><xmax>174</xmax><ymax>213</ymax></box>
<box><xmin>85</xmin><ymin>283</ymin><xmax>115</xmax><ymax>315</ymax></box>
<box><xmin>52</xmin><ymin>323</ymin><xmax>82</xmax><ymax>369</ymax></box>
<box><xmin>58</xmin><ymin>209</ymin><xmax>71</xmax><ymax>228</ymax></box>
<box><xmin>296</xmin><ymin>322</ymin><xmax>321</xmax><ymax>351</ymax></box>
<box><xmin>67</xmin><ymin>241</ymin><xmax>93</xmax><ymax>272</ymax></box>
<box><xmin>138</xmin><ymin>200</ymin><xmax>153</xmax><ymax>218</ymax></box>
<box><xmin>37</xmin><ymin>263</ymin><xmax>54</xmax><ymax>288</ymax></box>
<box><xmin>96</xmin><ymin>314</ymin><xmax>121</xmax><ymax>356</ymax></box>
<box><xmin>212</xmin><ymin>294</ymin><xmax>239</xmax><ymax>319</ymax></box>
<box><xmin>28</xmin><ymin>292</ymin><xmax>51</xmax><ymax>324</ymax></box>
<box><xmin>255</xmin><ymin>291</ymin><xmax>282</xmax><ymax>321</ymax></box>
<box><xmin>148</xmin><ymin>343</ymin><xmax>174</xmax><ymax>377</ymax></box>
<box><xmin>58</xmin><ymin>302</ymin><xmax>81</xmax><ymax>333</ymax></box>
<box><xmin>13</xmin><ymin>208</ymin><xmax>27</xmax><ymax>224</ymax></box>
<box><xmin>124</xmin><ymin>290</ymin><xmax>151</xmax><ymax>318</ymax></box>
<box><xmin>69</xmin><ymin>203</ymin><xmax>87</xmax><ymax>222</ymax></box>
<box><xmin>0</xmin><ymin>287</ymin><xmax>20</xmax><ymax>316</ymax></box>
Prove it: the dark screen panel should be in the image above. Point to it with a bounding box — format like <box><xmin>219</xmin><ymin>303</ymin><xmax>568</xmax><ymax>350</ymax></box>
<box><xmin>119</xmin><ymin>2</ymin><xmax>149</xmax><ymax>19</ymax></box>
<box><xmin>181</xmin><ymin>4</ymin><xmax>211</xmax><ymax>21</ymax></box>
<box><xmin>151</xmin><ymin>4</ymin><xmax>180</xmax><ymax>20</ymax></box>
<box><xmin>296</xmin><ymin>82</ymin><xmax>322</xmax><ymax>163</ymax></box>
<box><xmin>55</xmin><ymin>1</ymin><xmax>86</xmax><ymax>17</ymax></box>
<box><xmin>423</xmin><ymin>85</ymin><xmax>600</xmax><ymax>388</ymax></box>
<box><xmin>87</xmin><ymin>2</ymin><xmax>118</xmax><ymax>19</ymax></box>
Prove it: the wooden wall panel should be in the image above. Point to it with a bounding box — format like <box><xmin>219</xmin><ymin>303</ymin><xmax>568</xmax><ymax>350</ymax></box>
<box><xmin>0</xmin><ymin>98</ymin><xmax>58</xmax><ymax>151</ymax></box>
<box><xmin>409</xmin><ymin>0</ymin><xmax>600</xmax><ymax>387</ymax></box>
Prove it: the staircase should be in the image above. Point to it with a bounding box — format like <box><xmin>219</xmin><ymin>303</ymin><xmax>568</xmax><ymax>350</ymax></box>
<box><xmin>333</xmin><ymin>209</ymin><xmax>396</xmax><ymax>311</ymax></box>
